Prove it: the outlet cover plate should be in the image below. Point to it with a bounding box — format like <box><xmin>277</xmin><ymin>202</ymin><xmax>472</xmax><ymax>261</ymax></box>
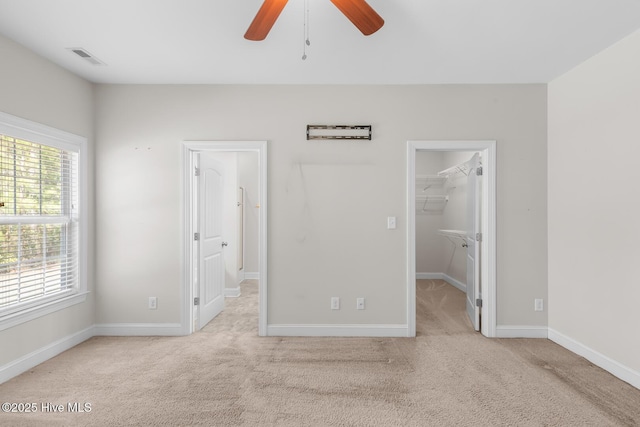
<box><xmin>534</xmin><ymin>298</ymin><xmax>543</xmax><ymax>312</ymax></box>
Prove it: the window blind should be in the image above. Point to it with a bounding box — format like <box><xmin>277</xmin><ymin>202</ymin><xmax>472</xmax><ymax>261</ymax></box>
<box><xmin>0</xmin><ymin>135</ymin><xmax>79</xmax><ymax>313</ymax></box>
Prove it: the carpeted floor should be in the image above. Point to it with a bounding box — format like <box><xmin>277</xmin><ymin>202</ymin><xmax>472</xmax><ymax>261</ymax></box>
<box><xmin>1</xmin><ymin>279</ymin><xmax>639</xmax><ymax>426</ymax></box>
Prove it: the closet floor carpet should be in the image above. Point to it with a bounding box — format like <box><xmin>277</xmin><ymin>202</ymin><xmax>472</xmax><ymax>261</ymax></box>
<box><xmin>1</xmin><ymin>279</ymin><xmax>639</xmax><ymax>426</ymax></box>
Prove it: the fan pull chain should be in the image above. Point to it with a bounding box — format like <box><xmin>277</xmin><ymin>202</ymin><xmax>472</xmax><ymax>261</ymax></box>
<box><xmin>302</xmin><ymin>0</ymin><xmax>310</xmax><ymax>60</ymax></box>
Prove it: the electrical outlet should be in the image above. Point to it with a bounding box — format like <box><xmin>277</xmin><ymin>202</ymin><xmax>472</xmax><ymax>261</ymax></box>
<box><xmin>534</xmin><ymin>298</ymin><xmax>543</xmax><ymax>312</ymax></box>
<box><xmin>149</xmin><ymin>297</ymin><xmax>157</xmax><ymax>310</ymax></box>
<box><xmin>331</xmin><ymin>297</ymin><xmax>340</xmax><ymax>310</ymax></box>
<box><xmin>357</xmin><ymin>298</ymin><xmax>365</xmax><ymax>310</ymax></box>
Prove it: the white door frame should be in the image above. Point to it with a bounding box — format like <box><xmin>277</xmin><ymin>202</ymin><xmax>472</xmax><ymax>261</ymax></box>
<box><xmin>182</xmin><ymin>141</ymin><xmax>268</xmax><ymax>336</ymax></box>
<box><xmin>407</xmin><ymin>140</ymin><xmax>497</xmax><ymax>337</ymax></box>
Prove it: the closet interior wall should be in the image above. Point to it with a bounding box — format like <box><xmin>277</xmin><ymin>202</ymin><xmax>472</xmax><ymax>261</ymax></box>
<box><xmin>416</xmin><ymin>151</ymin><xmax>477</xmax><ymax>288</ymax></box>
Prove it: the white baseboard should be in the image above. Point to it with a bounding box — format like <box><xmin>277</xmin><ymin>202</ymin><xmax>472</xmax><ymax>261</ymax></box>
<box><xmin>496</xmin><ymin>325</ymin><xmax>548</xmax><ymax>338</ymax></box>
<box><xmin>94</xmin><ymin>323</ymin><xmax>183</xmax><ymax>336</ymax></box>
<box><xmin>549</xmin><ymin>328</ymin><xmax>640</xmax><ymax>390</ymax></box>
<box><xmin>224</xmin><ymin>287</ymin><xmax>241</xmax><ymax>298</ymax></box>
<box><xmin>243</xmin><ymin>272</ymin><xmax>259</xmax><ymax>280</ymax></box>
<box><xmin>416</xmin><ymin>272</ymin><xmax>442</xmax><ymax>280</ymax></box>
<box><xmin>0</xmin><ymin>325</ymin><xmax>94</xmax><ymax>384</ymax></box>
<box><xmin>443</xmin><ymin>274</ymin><xmax>466</xmax><ymax>293</ymax></box>
<box><xmin>417</xmin><ymin>272</ymin><xmax>467</xmax><ymax>292</ymax></box>
<box><xmin>267</xmin><ymin>324</ymin><xmax>409</xmax><ymax>337</ymax></box>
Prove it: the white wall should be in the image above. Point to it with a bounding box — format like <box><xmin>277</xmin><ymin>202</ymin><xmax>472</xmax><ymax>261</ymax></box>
<box><xmin>415</xmin><ymin>151</ymin><xmax>475</xmax><ymax>285</ymax></box>
<box><xmin>95</xmin><ymin>84</ymin><xmax>547</xmax><ymax>329</ymax></box>
<box><xmin>0</xmin><ymin>35</ymin><xmax>95</xmax><ymax>367</ymax></box>
<box><xmin>238</xmin><ymin>152</ymin><xmax>260</xmax><ymax>276</ymax></box>
<box><xmin>415</xmin><ymin>152</ymin><xmax>444</xmax><ymax>273</ymax></box>
<box><xmin>548</xmin><ymin>28</ymin><xmax>640</xmax><ymax>374</ymax></box>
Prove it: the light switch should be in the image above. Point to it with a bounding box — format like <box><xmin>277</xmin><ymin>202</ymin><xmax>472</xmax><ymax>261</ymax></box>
<box><xmin>387</xmin><ymin>216</ymin><xmax>396</xmax><ymax>229</ymax></box>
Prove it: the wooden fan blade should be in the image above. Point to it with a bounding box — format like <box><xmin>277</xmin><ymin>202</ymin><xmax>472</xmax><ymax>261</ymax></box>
<box><xmin>244</xmin><ymin>0</ymin><xmax>289</xmax><ymax>41</ymax></box>
<box><xmin>329</xmin><ymin>0</ymin><xmax>384</xmax><ymax>36</ymax></box>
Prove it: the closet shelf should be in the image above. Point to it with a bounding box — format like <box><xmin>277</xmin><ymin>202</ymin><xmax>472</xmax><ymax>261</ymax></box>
<box><xmin>437</xmin><ymin>229</ymin><xmax>468</xmax><ymax>247</ymax></box>
<box><xmin>416</xmin><ymin>174</ymin><xmax>447</xmax><ymax>190</ymax></box>
<box><xmin>416</xmin><ymin>195</ymin><xmax>448</xmax><ymax>213</ymax></box>
<box><xmin>417</xmin><ymin>195</ymin><xmax>448</xmax><ymax>202</ymax></box>
<box><xmin>437</xmin><ymin>161</ymin><xmax>471</xmax><ymax>178</ymax></box>
<box><xmin>437</xmin><ymin>229</ymin><xmax>467</xmax><ymax>238</ymax></box>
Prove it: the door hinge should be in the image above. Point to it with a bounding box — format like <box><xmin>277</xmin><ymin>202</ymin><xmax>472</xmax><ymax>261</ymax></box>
<box><xmin>194</xmin><ymin>232</ymin><xmax>200</xmax><ymax>241</ymax></box>
<box><xmin>476</xmin><ymin>232</ymin><xmax>482</xmax><ymax>242</ymax></box>
<box><xmin>194</xmin><ymin>297</ymin><xmax>200</xmax><ymax>306</ymax></box>
<box><xmin>194</xmin><ymin>167</ymin><xmax>200</xmax><ymax>177</ymax></box>
<box><xmin>476</xmin><ymin>166</ymin><xmax>483</xmax><ymax>176</ymax></box>
<box><xmin>476</xmin><ymin>298</ymin><xmax>483</xmax><ymax>308</ymax></box>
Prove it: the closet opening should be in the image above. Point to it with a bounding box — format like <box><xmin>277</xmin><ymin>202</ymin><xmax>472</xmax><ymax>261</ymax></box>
<box><xmin>407</xmin><ymin>141</ymin><xmax>496</xmax><ymax>338</ymax></box>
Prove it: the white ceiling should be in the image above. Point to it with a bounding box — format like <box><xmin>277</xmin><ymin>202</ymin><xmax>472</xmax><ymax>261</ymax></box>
<box><xmin>1</xmin><ymin>0</ymin><xmax>640</xmax><ymax>85</ymax></box>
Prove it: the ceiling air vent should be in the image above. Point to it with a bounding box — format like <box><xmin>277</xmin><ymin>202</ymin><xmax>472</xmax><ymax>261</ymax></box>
<box><xmin>67</xmin><ymin>48</ymin><xmax>105</xmax><ymax>66</ymax></box>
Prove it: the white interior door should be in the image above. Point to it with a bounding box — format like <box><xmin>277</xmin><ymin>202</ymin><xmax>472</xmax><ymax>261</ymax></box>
<box><xmin>197</xmin><ymin>153</ymin><xmax>226</xmax><ymax>330</ymax></box>
<box><xmin>466</xmin><ymin>153</ymin><xmax>481</xmax><ymax>331</ymax></box>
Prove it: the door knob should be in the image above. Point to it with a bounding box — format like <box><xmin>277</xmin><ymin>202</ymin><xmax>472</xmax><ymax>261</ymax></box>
<box><xmin>222</xmin><ymin>242</ymin><xmax>228</xmax><ymax>247</ymax></box>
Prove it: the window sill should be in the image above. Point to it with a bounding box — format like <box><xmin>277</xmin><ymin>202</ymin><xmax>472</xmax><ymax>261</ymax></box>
<box><xmin>0</xmin><ymin>292</ymin><xmax>89</xmax><ymax>332</ymax></box>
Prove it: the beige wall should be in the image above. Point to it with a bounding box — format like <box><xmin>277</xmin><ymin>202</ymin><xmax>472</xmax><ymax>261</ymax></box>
<box><xmin>95</xmin><ymin>84</ymin><xmax>548</xmax><ymax>328</ymax></box>
<box><xmin>0</xmin><ymin>35</ymin><xmax>95</xmax><ymax>366</ymax></box>
<box><xmin>548</xmin><ymin>29</ymin><xmax>640</xmax><ymax>373</ymax></box>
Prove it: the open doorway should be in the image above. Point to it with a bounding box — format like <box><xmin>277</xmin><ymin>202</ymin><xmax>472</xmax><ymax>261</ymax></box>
<box><xmin>415</xmin><ymin>150</ymin><xmax>482</xmax><ymax>331</ymax></box>
<box><xmin>181</xmin><ymin>141</ymin><xmax>268</xmax><ymax>336</ymax></box>
<box><xmin>407</xmin><ymin>141</ymin><xmax>496</xmax><ymax>337</ymax></box>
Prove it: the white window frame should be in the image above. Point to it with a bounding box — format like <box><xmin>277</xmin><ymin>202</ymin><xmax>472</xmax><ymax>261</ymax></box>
<box><xmin>0</xmin><ymin>112</ymin><xmax>87</xmax><ymax>331</ymax></box>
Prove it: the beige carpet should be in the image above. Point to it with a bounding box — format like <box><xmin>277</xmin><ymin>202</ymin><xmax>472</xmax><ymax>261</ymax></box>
<box><xmin>1</xmin><ymin>279</ymin><xmax>639</xmax><ymax>426</ymax></box>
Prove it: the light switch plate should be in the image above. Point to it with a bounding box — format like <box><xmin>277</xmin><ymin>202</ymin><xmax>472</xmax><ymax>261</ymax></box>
<box><xmin>387</xmin><ymin>217</ymin><xmax>396</xmax><ymax>229</ymax></box>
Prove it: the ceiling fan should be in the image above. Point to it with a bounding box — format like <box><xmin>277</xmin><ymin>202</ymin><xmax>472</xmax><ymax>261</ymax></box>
<box><xmin>244</xmin><ymin>0</ymin><xmax>384</xmax><ymax>41</ymax></box>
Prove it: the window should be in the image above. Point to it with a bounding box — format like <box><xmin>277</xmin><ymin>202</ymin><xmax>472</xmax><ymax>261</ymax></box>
<box><xmin>0</xmin><ymin>112</ymin><xmax>86</xmax><ymax>329</ymax></box>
